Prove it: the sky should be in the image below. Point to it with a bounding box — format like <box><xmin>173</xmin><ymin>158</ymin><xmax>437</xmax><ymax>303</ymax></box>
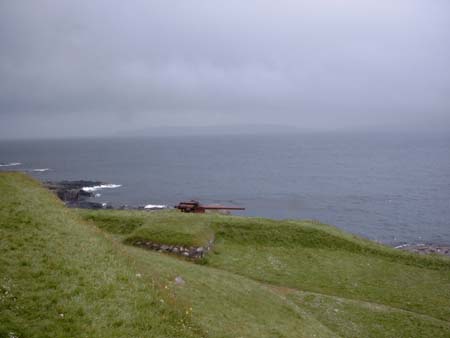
<box><xmin>0</xmin><ymin>0</ymin><xmax>449</xmax><ymax>139</ymax></box>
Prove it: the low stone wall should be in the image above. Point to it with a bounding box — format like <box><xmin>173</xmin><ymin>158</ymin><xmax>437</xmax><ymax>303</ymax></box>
<box><xmin>132</xmin><ymin>237</ymin><xmax>214</xmax><ymax>260</ymax></box>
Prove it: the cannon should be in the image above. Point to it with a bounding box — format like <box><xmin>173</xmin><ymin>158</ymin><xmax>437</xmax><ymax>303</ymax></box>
<box><xmin>174</xmin><ymin>200</ymin><xmax>245</xmax><ymax>213</ymax></box>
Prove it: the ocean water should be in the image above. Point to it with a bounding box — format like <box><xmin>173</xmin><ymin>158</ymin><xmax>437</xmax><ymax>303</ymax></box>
<box><xmin>1</xmin><ymin>132</ymin><xmax>449</xmax><ymax>245</ymax></box>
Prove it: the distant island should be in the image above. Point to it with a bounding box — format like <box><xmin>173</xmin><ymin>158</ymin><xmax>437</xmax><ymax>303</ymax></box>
<box><xmin>115</xmin><ymin>124</ymin><xmax>308</xmax><ymax>138</ymax></box>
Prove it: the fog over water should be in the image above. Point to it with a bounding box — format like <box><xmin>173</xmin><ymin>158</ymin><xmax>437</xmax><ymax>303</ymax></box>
<box><xmin>1</xmin><ymin>0</ymin><xmax>449</xmax><ymax>138</ymax></box>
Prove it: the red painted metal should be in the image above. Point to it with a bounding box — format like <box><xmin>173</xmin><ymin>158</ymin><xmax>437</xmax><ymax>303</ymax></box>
<box><xmin>174</xmin><ymin>200</ymin><xmax>245</xmax><ymax>213</ymax></box>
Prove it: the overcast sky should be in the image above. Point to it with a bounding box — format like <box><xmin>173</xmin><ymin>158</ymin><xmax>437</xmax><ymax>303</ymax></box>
<box><xmin>1</xmin><ymin>0</ymin><xmax>449</xmax><ymax>138</ymax></box>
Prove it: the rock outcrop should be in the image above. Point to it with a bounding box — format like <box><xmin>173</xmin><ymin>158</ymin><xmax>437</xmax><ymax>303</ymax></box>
<box><xmin>44</xmin><ymin>180</ymin><xmax>109</xmax><ymax>209</ymax></box>
<box><xmin>396</xmin><ymin>244</ymin><xmax>450</xmax><ymax>257</ymax></box>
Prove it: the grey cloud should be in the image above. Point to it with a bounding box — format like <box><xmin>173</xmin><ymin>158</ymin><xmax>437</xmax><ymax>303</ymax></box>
<box><xmin>1</xmin><ymin>0</ymin><xmax>449</xmax><ymax>138</ymax></box>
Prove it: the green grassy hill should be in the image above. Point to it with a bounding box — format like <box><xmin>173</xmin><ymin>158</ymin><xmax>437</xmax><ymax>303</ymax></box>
<box><xmin>1</xmin><ymin>173</ymin><xmax>450</xmax><ymax>338</ymax></box>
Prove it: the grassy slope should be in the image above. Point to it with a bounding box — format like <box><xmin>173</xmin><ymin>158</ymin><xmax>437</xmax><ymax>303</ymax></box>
<box><xmin>208</xmin><ymin>219</ymin><xmax>450</xmax><ymax>321</ymax></box>
<box><xmin>80</xmin><ymin>209</ymin><xmax>450</xmax><ymax>337</ymax></box>
<box><xmin>2</xmin><ymin>173</ymin><xmax>450</xmax><ymax>337</ymax></box>
<box><xmin>0</xmin><ymin>173</ymin><xmax>201</xmax><ymax>338</ymax></box>
<box><xmin>81</xmin><ymin>210</ymin><xmax>214</xmax><ymax>247</ymax></box>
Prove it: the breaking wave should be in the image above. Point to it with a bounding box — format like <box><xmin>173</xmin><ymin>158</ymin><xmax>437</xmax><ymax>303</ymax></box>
<box><xmin>394</xmin><ymin>244</ymin><xmax>409</xmax><ymax>249</ymax></box>
<box><xmin>0</xmin><ymin>162</ymin><xmax>22</xmax><ymax>167</ymax></box>
<box><xmin>82</xmin><ymin>184</ymin><xmax>122</xmax><ymax>192</ymax></box>
<box><xmin>144</xmin><ymin>204</ymin><xmax>167</xmax><ymax>209</ymax></box>
<box><xmin>30</xmin><ymin>168</ymin><xmax>51</xmax><ymax>172</ymax></box>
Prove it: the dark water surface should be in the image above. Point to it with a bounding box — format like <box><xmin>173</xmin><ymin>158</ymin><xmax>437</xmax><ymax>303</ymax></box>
<box><xmin>1</xmin><ymin>132</ymin><xmax>449</xmax><ymax>245</ymax></box>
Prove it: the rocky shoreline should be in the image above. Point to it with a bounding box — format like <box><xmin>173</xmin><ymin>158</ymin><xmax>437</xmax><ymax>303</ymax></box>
<box><xmin>44</xmin><ymin>180</ymin><xmax>166</xmax><ymax>210</ymax></box>
<box><xmin>45</xmin><ymin>180</ymin><xmax>110</xmax><ymax>209</ymax></box>
<box><xmin>395</xmin><ymin>244</ymin><xmax>450</xmax><ymax>257</ymax></box>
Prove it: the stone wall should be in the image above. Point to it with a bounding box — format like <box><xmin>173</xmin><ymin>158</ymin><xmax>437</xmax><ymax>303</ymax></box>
<box><xmin>132</xmin><ymin>237</ymin><xmax>215</xmax><ymax>260</ymax></box>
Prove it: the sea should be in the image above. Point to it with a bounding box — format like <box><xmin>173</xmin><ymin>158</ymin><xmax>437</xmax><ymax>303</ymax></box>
<box><xmin>1</xmin><ymin>131</ymin><xmax>449</xmax><ymax>246</ymax></box>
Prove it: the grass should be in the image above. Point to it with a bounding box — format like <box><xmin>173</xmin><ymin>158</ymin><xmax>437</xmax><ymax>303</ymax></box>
<box><xmin>2</xmin><ymin>172</ymin><xmax>450</xmax><ymax>337</ymax></box>
<box><xmin>79</xmin><ymin>209</ymin><xmax>214</xmax><ymax>247</ymax></box>
<box><xmin>0</xmin><ymin>173</ymin><xmax>201</xmax><ymax>338</ymax></box>
<box><xmin>206</xmin><ymin>218</ymin><xmax>450</xmax><ymax>320</ymax></box>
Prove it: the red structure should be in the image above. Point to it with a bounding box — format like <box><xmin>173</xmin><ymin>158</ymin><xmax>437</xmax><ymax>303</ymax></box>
<box><xmin>174</xmin><ymin>200</ymin><xmax>245</xmax><ymax>213</ymax></box>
